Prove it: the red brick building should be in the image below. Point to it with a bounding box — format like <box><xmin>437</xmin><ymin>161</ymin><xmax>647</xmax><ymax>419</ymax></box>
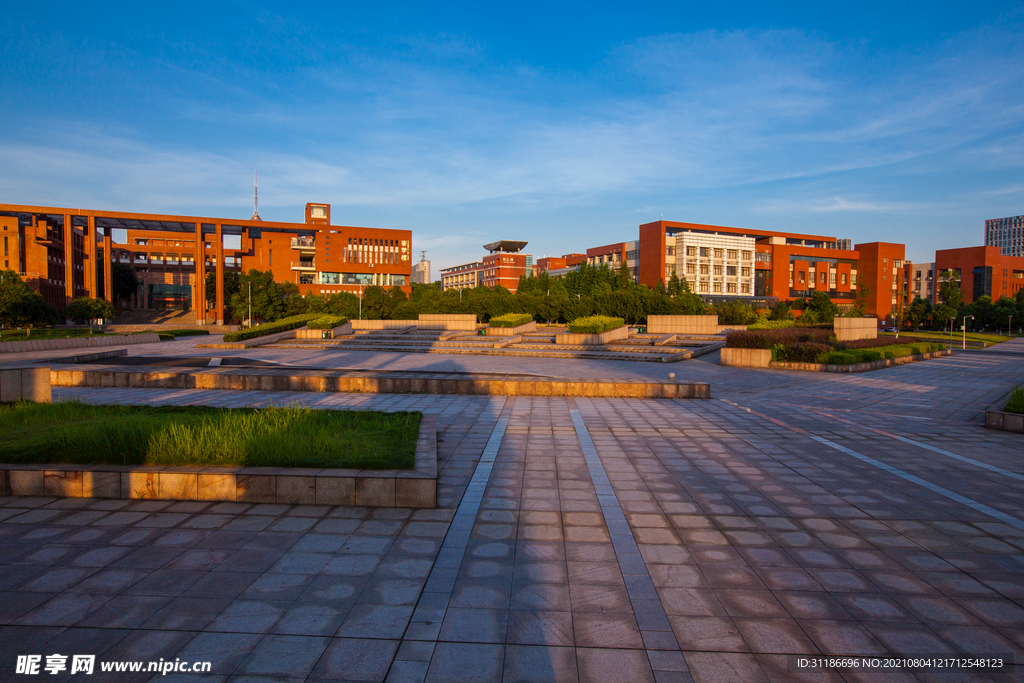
<box><xmin>0</xmin><ymin>202</ymin><xmax>412</xmax><ymax>324</ymax></box>
<box><xmin>934</xmin><ymin>246</ymin><xmax>1024</xmax><ymax>303</ymax></box>
<box><xmin>441</xmin><ymin>240</ymin><xmax>535</xmax><ymax>294</ymax></box>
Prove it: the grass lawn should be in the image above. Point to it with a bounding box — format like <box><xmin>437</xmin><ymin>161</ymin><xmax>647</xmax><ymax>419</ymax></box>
<box><xmin>0</xmin><ymin>328</ymin><xmax>106</xmax><ymax>341</ymax></box>
<box><xmin>880</xmin><ymin>331</ymin><xmax>1010</xmax><ymax>347</ymax></box>
<box><xmin>817</xmin><ymin>341</ymin><xmax>945</xmax><ymax>365</ymax></box>
<box><xmin>0</xmin><ymin>402</ymin><xmax>420</xmax><ymax>469</ymax></box>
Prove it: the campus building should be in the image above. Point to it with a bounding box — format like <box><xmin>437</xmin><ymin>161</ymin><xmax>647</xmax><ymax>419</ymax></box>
<box><xmin>909</xmin><ymin>262</ymin><xmax>935</xmax><ymax>302</ymax></box>
<box><xmin>636</xmin><ymin>220</ymin><xmax>905</xmax><ymax>318</ymax></box>
<box><xmin>411</xmin><ymin>252</ymin><xmax>431</xmax><ymax>285</ymax></box>
<box><xmin>440</xmin><ymin>240</ymin><xmax>535</xmax><ymax>293</ymax></box>
<box><xmin>0</xmin><ymin>202</ymin><xmax>412</xmax><ymax>324</ymax></box>
<box><xmin>985</xmin><ymin>215</ymin><xmax>1024</xmax><ymax>258</ymax></box>
<box><xmin>536</xmin><ymin>253</ymin><xmax>586</xmax><ymax>277</ymax></box>
<box><xmin>934</xmin><ymin>246</ymin><xmax>1024</xmax><ymax>303</ymax></box>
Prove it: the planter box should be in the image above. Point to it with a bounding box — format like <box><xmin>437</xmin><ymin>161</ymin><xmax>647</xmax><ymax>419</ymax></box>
<box><xmin>0</xmin><ymin>418</ymin><xmax>438</xmax><ymax>508</ymax></box>
<box><xmin>0</xmin><ymin>366</ymin><xmax>51</xmax><ymax>403</ymax></box>
<box><xmin>834</xmin><ymin>317</ymin><xmax>877</xmax><ymax>341</ymax></box>
<box><xmin>648</xmin><ymin>315</ymin><xmax>720</xmax><ymax>335</ymax></box>
<box><xmin>351</xmin><ymin>320</ymin><xmax>418</xmax><ymax>331</ymax></box>
<box><xmin>485</xmin><ymin>321</ymin><xmax>536</xmax><ymax>336</ymax></box>
<box><xmin>0</xmin><ymin>333</ymin><xmax>160</xmax><ymax>354</ymax></box>
<box><xmin>296</xmin><ymin>322</ymin><xmax>353</xmax><ymax>339</ymax></box>
<box><xmin>555</xmin><ymin>325</ymin><xmax>630</xmax><ymax>345</ymax></box>
<box><xmin>985</xmin><ymin>410</ymin><xmax>1024</xmax><ymax>433</ymax></box>
<box><xmin>719</xmin><ymin>347</ymin><xmax>772</xmax><ymax>368</ymax></box>
<box><xmin>198</xmin><ymin>327</ymin><xmax>303</xmax><ymax>349</ymax></box>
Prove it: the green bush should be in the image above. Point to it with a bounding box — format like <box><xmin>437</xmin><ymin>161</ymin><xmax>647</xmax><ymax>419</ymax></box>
<box><xmin>817</xmin><ymin>342</ymin><xmax>944</xmax><ymax>365</ymax></box>
<box><xmin>747</xmin><ymin>319</ymin><xmax>795</xmax><ymax>330</ymax></box>
<box><xmin>567</xmin><ymin>315</ymin><xmax>625</xmax><ymax>334</ymax></box>
<box><xmin>1004</xmin><ymin>386</ymin><xmax>1024</xmax><ymax>414</ymax></box>
<box><xmin>157</xmin><ymin>333</ymin><xmax>175</xmax><ymax>341</ymax></box>
<box><xmin>165</xmin><ymin>329</ymin><xmax>210</xmax><ymax>337</ymax></box>
<box><xmin>307</xmin><ymin>315</ymin><xmax>349</xmax><ymax>330</ymax></box>
<box><xmin>489</xmin><ymin>313</ymin><xmax>533</xmax><ymax>328</ymax></box>
<box><xmin>222</xmin><ymin>313</ymin><xmax>320</xmax><ymax>342</ymax></box>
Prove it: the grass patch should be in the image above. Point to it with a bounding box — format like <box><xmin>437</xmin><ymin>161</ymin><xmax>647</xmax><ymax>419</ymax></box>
<box><xmin>222</xmin><ymin>313</ymin><xmax>320</xmax><ymax>342</ymax></box>
<box><xmin>817</xmin><ymin>341</ymin><xmax>945</xmax><ymax>365</ymax></box>
<box><xmin>163</xmin><ymin>329</ymin><xmax>211</xmax><ymax>337</ymax></box>
<box><xmin>488</xmin><ymin>313</ymin><xmax>533</xmax><ymax>328</ymax></box>
<box><xmin>567</xmin><ymin>315</ymin><xmax>625</xmax><ymax>334</ymax></box>
<box><xmin>747</xmin><ymin>320</ymin><xmax>796</xmax><ymax>330</ymax></box>
<box><xmin>880</xmin><ymin>331</ymin><xmax>1009</xmax><ymax>347</ymax></box>
<box><xmin>0</xmin><ymin>402</ymin><xmax>421</xmax><ymax>469</ymax></box>
<box><xmin>0</xmin><ymin>328</ymin><xmax>106</xmax><ymax>341</ymax></box>
<box><xmin>1004</xmin><ymin>386</ymin><xmax>1024</xmax><ymax>414</ymax></box>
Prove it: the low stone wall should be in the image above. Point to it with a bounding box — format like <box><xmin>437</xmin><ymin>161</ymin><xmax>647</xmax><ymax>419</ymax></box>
<box><xmin>984</xmin><ymin>410</ymin><xmax>1024</xmax><ymax>433</ymax></box>
<box><xmin>769</xmin><ymin>349</ymin><xmax>951</xmax><ymax>373</ymax></box>
<box><xmin>52</xmin><ymin>368</ymin><xmax>710</xmax><ymax>398</ymax></box>
<box><xmin>719</xmin><ymin>347</ymin><xmax>772</xmax><ymax>368</ymax></box>
<box><xmin>417</xmin><ymin>314</ymin><xmax>478</xmax><ymax>331</ymax></box>
<box><xmin>296</xmin><ymin>322</ymin><xmax>353</xmax><ymax>339</ymax></box>
<box><xmin>197</xmin><ymin>328</ymin><xmax>301</xmax><ymax>349</ymax></box>
<box><xmin>0</xmin><ymin>418</ymin><xmax>437</xmax><ymax>507</ymax></box>
<box><xmin>555</xmin><ymin>325</ymin><xmax>630</xmax><ymax>346</ymax></box>
<box><xmin>835</xmin><ymin>317</ymin><xmax>877</xmax><ymax>341</ymax></box>
<box><xmin>351</xmin><ymin>320</ymin><xmax>418</xmax><ymax>331</ymax></box>
<box><xmin>0</xmin><ymin>366</ymin><xmax>51</xmax><ymax>403</ymax></box>
<box><xmin>0</xmin><ymin>333</ymin><xmax>160</xmax><ymax>354</ymax></box>
<box><xmin>485</xmin><ymin>321</ymin><xmax>537</xmax><ymax>336</ymax></box>
<box><xmin>648</xmin><ymin>315</ymin><xmax>720</xmax><ymax>335</ymax></box>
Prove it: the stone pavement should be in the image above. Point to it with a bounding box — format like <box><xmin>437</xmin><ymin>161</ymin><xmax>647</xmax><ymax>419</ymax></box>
<box><xmin>1</xmin><ymin>339</ymin><xmax>1023</xmax><ymax>681</ymax></box>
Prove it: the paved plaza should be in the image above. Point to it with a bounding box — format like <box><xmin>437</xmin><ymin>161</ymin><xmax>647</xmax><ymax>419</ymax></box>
<box><xmin>1</xmin><ymin>337</ymin><xmax>1023</xmax><ymax>681</ymax></box>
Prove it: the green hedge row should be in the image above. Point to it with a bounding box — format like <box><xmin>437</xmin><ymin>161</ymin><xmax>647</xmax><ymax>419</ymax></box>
<box><xmin>488</xmin><ymin>313</ymin><xmax>533</xmax><ymax>328</ymax></box>
<box><xmin>1005</xmin><ymin>386</ymin><xmax>1024</xmax><ymax>414</ymax></box>
<box><xmin>567</xmin><ymin>316</ymin><xmax>625</xmax><ymax>334</ymax></box>
<box><xmin>747</xmin><ymin>320</ymin><xmax>796</xmax><ymax>330</ymax></box>
<box><xmin>222</xmin><ymin>313</ymin><xmax>320</xmax><ymax>342</ymax></box>
<box><xmin>817</xmin><ymin>341</ymin><xmax>944</xmax><ymax>365</ymax></box>
<box><xmin>307</xmin><ymin>315</ymin><xmax>349</xmax><ymax>330</ymax></box>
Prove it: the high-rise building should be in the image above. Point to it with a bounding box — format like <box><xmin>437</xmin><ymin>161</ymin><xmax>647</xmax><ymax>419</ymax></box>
<box><xmin>909</xmin><ymin>262</ymin><xmax>934</xmax><ymax>302</ymax></box>
<box><xmin>985</xmin><ymin>215</ymin><xmax>1024</xmax><ymax>257</ymax></box>
<box><xmin>412</xmin><ymin>251</ymin><xmax>431</xmax><ymax>284</ymax></box>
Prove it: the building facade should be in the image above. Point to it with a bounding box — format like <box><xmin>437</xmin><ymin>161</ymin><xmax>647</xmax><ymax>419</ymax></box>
<box><xmin>411</xmin><ymin>252</ymin><xmax>431</xmax><ymax>285</ymax></box>
<box><xmin>0</xmin><ymin>202</ymin><xmax>412</xmax><ymax>324</ymax></box>
<box><xmin>985</xmin><ymin>215</ymin><xmax>1024</xmax><ymax>258</ymax></box>
<box><xmin>909</xmin><ymin>262</ymin><xmax>935</xmax><ymax>302</ymax></box>
<box><xmin>439</xmin><ymin>261</ymin><xmax>484</xmax><ymax>291</ymax></box>
<box><xmin>441</xmin><ymin>241</ymin><xmax>535</xmax><ymax>293</ymax></box>
<box><xmin>934</xmin><ymin>246</ymin><xmax>1024</xmax><ymax>303</ymax></box>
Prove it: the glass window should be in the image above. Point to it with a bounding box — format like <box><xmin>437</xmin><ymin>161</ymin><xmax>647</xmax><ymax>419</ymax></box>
<box><xmin>686</xmin><ymin>263</ymin><xmax>696</xmax><ymax>274</ymax></box>
<box><xmin>741</xmin><ymin>267</ymin><xmax>750</xmax><ymax>277</ymax></box>
<box><xmin>726</xmin><ymin>266</ymin><xmax>736</xmax><ymax>276</ymax></box>
<box><xmin>700</xmin><ymin>264</ymin><xmax>709</xmax><ymax>275</ymax></box>
<box><xmin>726</xmin><ymin>283</ymin><xmax>736</xmax><ymax>293</ymax></box>
<box><xmin>320</xmin><ymin>272</ymin><xmax>340</xmax><ymax>284</ymax></box>
<box><xmin>714</xmin><ymin>248</ymin><xmax>724</xmax><ymax>258</ymax></box>
<box><xmin>713</xmin><ymin>265</ymin><xmax>722</xmax><ymax>275</ymax></box>
<box><xmin>727</xmin><ymin>250</ymin><xmax>738</xmax><ymax>259</ymax></box>
<box><xmin>699</xmin><ymin>247</ymin><xmax>710</xmax><ymax>257</ymax></box>
<box><xmin>713</xmin><ymin>282</ymin><xmax>722</xmax><ymax>292</ymax></box>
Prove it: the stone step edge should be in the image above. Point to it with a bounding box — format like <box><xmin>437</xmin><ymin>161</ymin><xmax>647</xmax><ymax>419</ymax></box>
<box><xmin>984</xmin><ymin>409</ymin><xmax>1024</xmax><ymax>433</ymax></box>
<box><xmin>51</xmin><ymin>369</ymin><xmax>710</xmax><ymax>398</ymax></box>
<box><xmin>0</xmin><ymin>418</ymin><xmax>437</xmax><ymax>508</ymax></box>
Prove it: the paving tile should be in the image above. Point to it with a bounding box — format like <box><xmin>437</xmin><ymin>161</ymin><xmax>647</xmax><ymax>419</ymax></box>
<box><xmin>425</xmin><ymin>642</ymin><xmax>503</xmax><ymax>683</ymax></box>
<box><xmin>309</xmin><ymin>637</ymin><xmax>400</xmax><ymax>680</ymax></box>
<box><xmin>235</xmin><ymin>634</ymin><xmax>331</xmax><ymax>677</ymax></box>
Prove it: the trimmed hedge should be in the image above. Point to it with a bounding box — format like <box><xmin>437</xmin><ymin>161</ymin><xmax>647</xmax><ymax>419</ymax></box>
<box><xmin>747</xmin><ymin>320</ymin><xmax>795</xmax><ymax>330</ymax></box>
<box><xmin>567</xmin><ymin>316</ymin><xmax>625</xmax><ymax>334</ymax></box>
<box><xmin>488</xmin><ymin>313</ymin><xmax>533</xmax><ymax>328</ymax></box>
<box><xmin>307</xmin><ymin>315</ymin><xmax>349</xmax><ymax>330</ymax></box>
<box><xmin>1005</xmin><ymin>386</ymin><xmax>1024</xmax><ymax>414</ymax></box>
<box><xmin>726</xmin><ymin>328</ymin><xmax>832</xmax><ymax>349</ymax></box>
<box><xmin>222</xmin><ymin>313</ymin><xmax>320</xmax><ymax>343</ymax></box>
<box><xmin>817</xmin><ymin>342</ymin><xmax>944</xmax><ymax>365</ymax></box>
<box><xmin>772</xmin><ymin>342</ymin><xmax>832</xmax><ymax>363</ymax></box>
<box><xmin>165</xmin><ymin>329</ymin><xmax>210</xmax><ymax>337</ymax></box>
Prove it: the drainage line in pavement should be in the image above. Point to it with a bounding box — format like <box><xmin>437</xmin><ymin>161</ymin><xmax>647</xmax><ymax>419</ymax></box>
<box><xmin>720</xmin><ymin>399</ymin><xmax>1024</xmax><ymax>532</ymax></box>
<box><xmin>569</xmin><ymin>402</ymin><xmax>689</xmax><ymax>677</ymax></box>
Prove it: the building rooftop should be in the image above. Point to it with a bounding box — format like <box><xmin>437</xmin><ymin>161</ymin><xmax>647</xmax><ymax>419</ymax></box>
<box><xmin>483</xmin><ymin>240</ymin><xmax>528</xmax><ymax>253</ymax></box>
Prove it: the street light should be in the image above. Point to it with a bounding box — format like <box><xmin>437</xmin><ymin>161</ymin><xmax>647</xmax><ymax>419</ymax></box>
<box><xmin>248</xmin><ymin>281</ymin><xmax>251</xmax><ymax>328</ymax></box>
<box><xmin>948</xmin><ymin>316</ymin><xmax>955</xmax><ymax>349</ymax></box>
<box><xmin>962</xmin><ymin>315</ymin><xmax>974</xmax><ymax>350</ymax></box>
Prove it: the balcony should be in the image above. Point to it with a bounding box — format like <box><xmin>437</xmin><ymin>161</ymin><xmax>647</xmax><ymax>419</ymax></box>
<box><xmin>291</xmin><ymin>261</ymin><xmax>316</xmax><ymax>271</ymax></box>
<box><xmin>291</xmin><ymin>237</ymin><xmax>316</xmax><ymax>253</ymax></box>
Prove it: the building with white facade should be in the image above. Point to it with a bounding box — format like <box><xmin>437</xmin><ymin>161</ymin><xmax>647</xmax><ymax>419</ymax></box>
<box><xmin>986</xmin><ymin>215</ymin><xmax>1024</xmax><ymax>257</ymax></box>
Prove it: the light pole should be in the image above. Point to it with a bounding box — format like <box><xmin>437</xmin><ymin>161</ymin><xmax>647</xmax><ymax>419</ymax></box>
<box><xmin>948</xmin><ymin>317</ymin><xmax>955</xmax><ymax>349</ymax></box>
<box><xmin>962</xmin><ymin>315</ymin><xmax>974</xmax><ymax>350</ymax></box>
<box><xmin>248</xmin><ymin>281</ymin><xmax>251</xmax><ymax>328</ymax></box>
<box><xmin>358</xmin><ymin>284</ymin><xmax>363</xmax><ymax>320</ymax></box>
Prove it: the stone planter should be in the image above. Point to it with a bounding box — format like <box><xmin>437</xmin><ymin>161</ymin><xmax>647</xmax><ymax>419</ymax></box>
<box><xmin>296</xmin><ymin>322</ymin><xmax>353</xmax><ymax>339</ymax></box>
<box><xmin>554</xmin><ymin>325</ymin><xmax>630</xmax><ymax>345</ymax></box>
<box><xmin>719</xmin><ymin>347</ymin><xmax>772</xmax><ymax>368</ymax></box>
<box><xmin>0</xmin><ymin>366</ymin><xmax>51</xmax><ymax>403</ymax></box>
<box><xmin>485</xmin><ymin>321</ymin><xmax>536</xmax><ymax>336</ymax></box>
<box><xmin>985</xmin><ymin>410</ymin><xmax>1024</xmax><ymax>433</ymax></box>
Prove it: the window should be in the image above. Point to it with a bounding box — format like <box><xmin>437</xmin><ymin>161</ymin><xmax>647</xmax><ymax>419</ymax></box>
<box><xmin>798</xmin><ymin>272</ymin><xmax>805</xmax><ymax>284</ymax></box>
<box><xmin>686</xmin><ymin>246</ymin><xmax>697</xmax><ymax>256</ymax></box>
<box><xmin>726</xmin><ymin>283</ymin><xmax>736</xmax><ymax>293</ymax></box>
<box><xmin>700</xmin><ymin>264</ymin><xmax>709</xmax><ymax>275</ymax></box>
<box><xmin>714</xmin><ymin>248</ymin><xmax>724</xmax><ymax>258</ymax></box>
<box><xmin>686</xmin><ymin>263</ymin><xmax>696</xmax><ymax>274</ymax></box>
<box><xmin>713</xmin><ymin>265</ymin><xmax>723</xmax><ymax>275</ymax></box>
<box><xmin>713</xmin><ymin>282</ymin><xmax>722</xmax><ymax>292</ymax></box>
<box><xmin>699</xmin><ymin>282</ymin><xmax>709</xmax><ymax>292</ymax></box>
<box><xmin>666</xmin><ymin>247</ymin><xmax>675</xmax><ymax>256</ymax></box>
<box><xmin>820</xmin><ymin>272</ymin><xmax>827</xmax><ymax>284</ymax></box>
<box><xmin>727</xmin><ymin>250</ymin><xmax>738</xmax><ymax>259</ymax></box>
<box><xmin>741</xmin><ymin>283</ymin><xmax>750</xmax><ymax>293</ymax></box>
<box><xmin>755</xmin><ymin>252</ymin><xmax>771</xmax><ymax>262</ymax></box>
<box><xmin>699</xmin><ymin>247</ymin><xmax>710</xmax><ymax>257</ymax></box>
<box><xmin>741</xmin><ymin>267</ymin><xmax>750</xmax><ymax>277</ymax></box>
<box><xmin>743</xmin><ymin>251</ymin><xmax>752</xmax><ymax>260</ymax></box>
<box><xmin>841</xmin><ymin>273</ymin><xmax>848</xmax><ymax>285</ymax></box>
<box><xmin>726</xmin><ymin>266</ymin><xmax>736</xmax><ymax>276</ymax></box>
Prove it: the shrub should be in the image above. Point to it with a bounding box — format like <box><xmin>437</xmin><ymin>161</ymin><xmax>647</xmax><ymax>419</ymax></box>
<box><xmin>747</xmin><ymin>319</ymin><xmax>795</xmax><ymax>330</ymax></box>
<box><xmin>165</xmin><ymin>329</ymin><xmax>210</xmax><ymax>337</ymax></box>
<box><xmin>567</xmin><ymin>316</ymin><xmax>625</xmax><ymax>334</ymax></box>
<box><xmin>156</xmin><ymin>333</ymin><xmax>175</xmax><ymax>341</ymax></box>
<box><xmin>307</xmin><ymin>315</ymin><xmax>349</xmax><ymax>330</ymax></box>
<box><xmin>772</xmin><ymin>342</ymin><xmax>831</xmax><ymax>363</ymax></box>
<box><xmin>726</xmin><ymin>328</ymin><xmax>832</xmax><ymax>349</ymax></box>
<box><xmin>222</xmin><ymin>313</ymin><xmax>320</xmax><ymax>342</ymax></box>
<box><xmin>817</xmin><ymin>342</ymin><xmax>944</xmax><ymax>365</ymax></box>
<box><xmin>1005</xmin><ymin>386</ymin><xmax>1024</xmax><ymax>414</ymax></box>
<box><xmin>489</xmin><ymin>313</ymin><xmax>533</xmax><ymax>328</ymax></box>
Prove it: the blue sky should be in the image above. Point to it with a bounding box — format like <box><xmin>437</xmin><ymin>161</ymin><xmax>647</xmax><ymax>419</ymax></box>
<box><xmin>2</xmin><ymin>2</ymin><xmax>1023</xmax><ymax>273</ymax></box>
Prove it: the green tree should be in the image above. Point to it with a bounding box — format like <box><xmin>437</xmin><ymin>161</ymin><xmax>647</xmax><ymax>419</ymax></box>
<box><xmin>0</xmin><ymin>270</ymin><xmax>58</xmax><ymax>329</ymax></box>
<box><xmin>805</xmin><ymin>290</ymin><xmax>839</xmax><ymax>322</ymax></box>
<box><xmin>206</xmin><ymin>270</ymin><xmax>242</xmax><ymax>306</ymax></box>
<box><xmin>847</xmin><ymin>284</ymin><xmax>871</xmax><ymax>318</ymax></box>
<box><xmin>226</xmin><ymin>270</ymin><xmax>295</xmax><ymax>323</ymax></box>
<box><xmin>768</xmin><ymin>300</ymin><xmax>794</xmax><ymax>321</ymax></box>
<box><xmin>111</xmin><ymin>263</ymin><xmax>139</xmax><ymax>307</ymax></box>
<box><xmin>64</xmin><ymin>297</ymin><xmax>115</xmax><ymax>323</ymax></box>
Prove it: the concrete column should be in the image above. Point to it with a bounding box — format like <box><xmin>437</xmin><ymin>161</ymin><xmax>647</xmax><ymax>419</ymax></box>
<box><xmin>215</xmin><ymin>224</ymin><xmax>224</xmax><ymax>325</ymax></box>
<box><xmin>194</xmin><ymin>223</ymin><xmax>205</xmax><ymax>324</ymax></box>
<box><xmin>63</xmin><ymin>214</ymin><xmax>74</xmax><ymax>307</ymax></box>
<box><xmin>85</xmin><ymin>216</ymin><xmax>97</xmax><ymax>299</ymax></box>
<box><xmin>103</xmin><ymin>229</ymin><xmax>113</xmax><ymax>305</ymax></box>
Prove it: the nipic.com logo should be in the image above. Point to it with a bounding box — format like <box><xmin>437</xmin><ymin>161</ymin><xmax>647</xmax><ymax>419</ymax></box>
<box><xmin>14</xmin><ymin>655</ymin><xmax>212</xmax><ymax>675</ymax></box>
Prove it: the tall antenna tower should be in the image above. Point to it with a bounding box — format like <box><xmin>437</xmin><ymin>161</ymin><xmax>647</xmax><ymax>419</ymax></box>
<box><xmin>251</xmin><ymin>169</ymin><xmax>261</xmax><ymax>221</ymax></box>
<box><xmin>419</xmin><ymin>250</ymin><xmax>427</xmax><ymax>263</ymax></box>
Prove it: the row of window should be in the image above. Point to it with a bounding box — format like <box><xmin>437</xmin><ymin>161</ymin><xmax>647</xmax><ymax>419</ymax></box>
<box><xmin>793</xmin><ymin>271</ymin><xmax>853</xmax><ymax>286</ymax></box>
<box><xmin>690</xmin><ymin>281</ymin><xmax>749</xmax><ymax>294</ymax></box>
<box><xmin>673</xmin><ymin>247</ymin><xmax>753</xmax><ymax>259</ymax></box>
<box><xmin>679</xmin><ymin>264</ymin><xmax>751</xmax><ymax>276</ymax></box>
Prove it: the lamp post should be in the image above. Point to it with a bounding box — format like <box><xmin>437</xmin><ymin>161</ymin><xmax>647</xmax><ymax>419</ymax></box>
<box><xmin>962</xmin><ymin>315</ymin><xmax>974</xmax><ymax>350</ymax></box>
<box><xmin>247</xmin><ymin>281</ymin><xmax>251</xmax><ymax>328</ymax></box>
<box><xmin>948</xmin><ymin>317</ymin><xmax>955</xmax><ymax>349</ymax></box>
<box><xmin>358</xmin><ymin>284</ymin><xmax>363</xmax><ymax>320</ymax></box>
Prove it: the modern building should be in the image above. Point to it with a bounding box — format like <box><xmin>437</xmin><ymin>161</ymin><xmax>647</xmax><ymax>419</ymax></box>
<box><xmin>985</xmin><ymin>215</ymin><xmax>1024</xmax><ymax>258</ymax></box>
<box><xmin>537</xmin><ymin>253</ymin><xmax>586</xmax><ymax>277</ymax></box>
<box><xmin>411</xmin><ymin>251</ymin><xmax>431</xmax><ymax>285</ymax></box>
<box><xmin>441</xmin><ymin>240</ymin><xmax>535</xmax><ymax>293</ymax></box>
<box><xmin>934</xmin><ymin>246</ymin><xmax>1024</xmax><ymax>303</ymax></box>
<box><xmin>0</xmin><ymin>202</ymin><xmax>412</xmax><ymax>324</ymax></box>
<box><xmin>909</xmin><ymin>262</ymin><xmax>935</xmax><ymax>302</ymax></box>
